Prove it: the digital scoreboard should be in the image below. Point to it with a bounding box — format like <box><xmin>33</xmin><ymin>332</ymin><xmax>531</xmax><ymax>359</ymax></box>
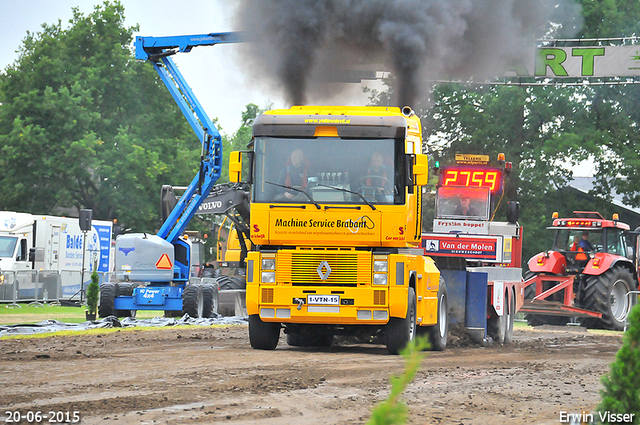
<box><xmin>438</xmin><ymin>167</ymin><xmax>504</xmax><ymax>193</ymax></box>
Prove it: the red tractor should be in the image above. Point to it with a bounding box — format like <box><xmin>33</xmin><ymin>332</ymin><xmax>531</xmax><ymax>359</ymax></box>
<box><xmin>522</xmin><ymin>211</ymin><xmax>638</xmax><ymax>331</ymax></box>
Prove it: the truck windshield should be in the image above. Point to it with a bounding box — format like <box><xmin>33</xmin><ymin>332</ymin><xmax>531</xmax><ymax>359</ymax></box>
<box><xmin>253</xmin><ymin>137</ymin><xmax>403</xmax><ymax>205</ymax></box>
<box><xmin>435</xmin><ymin>186</ymin><xmax>490</xmax><ymax>220</ymax></box>
<box><xmin>0</xmin><ymin>236</ymin><xmax>18</xmax><ymax>258</ymax></box>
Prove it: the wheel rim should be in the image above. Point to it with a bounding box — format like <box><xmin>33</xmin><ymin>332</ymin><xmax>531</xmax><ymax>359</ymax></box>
<box><xmin>438</xmin><ymin>293</ymin><xmax>447</xmax><ymax>338</ymax></box>
<box><xmin>505</xmin><ymin>293</ymin><xmax>511</xmax><ymax>330</ymax></box>
<box><xmin>610</xmin><ymin>279</ymin><xmax>629</xmax><ymax>321</ymax></box>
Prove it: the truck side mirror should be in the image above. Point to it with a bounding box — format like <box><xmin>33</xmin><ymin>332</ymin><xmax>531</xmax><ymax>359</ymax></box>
<box><xmin>229</xmin><ymin>151</ymin><xmax>254</xmax><ymax>184</ymax></box>
<box><xmin>28</xmin><ymin>247</ymin><xmax>36</xmax><ymax>262</ymax></box>
<box><xmin>413</xmin><ymin>154</ymin><xmax>428</xmax><ymax>186</ymax></box>
<box><xmin>229</xmin><ymin>151</ymin><xmax>242</xmax><ymax>182</ymax></box>
<box><xmin>507</xmin><ymin>201</ymin><xmax>519</xmax><ymax>223</ymax></box>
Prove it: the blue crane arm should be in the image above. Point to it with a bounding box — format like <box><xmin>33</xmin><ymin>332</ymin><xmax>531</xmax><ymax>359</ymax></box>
<box><xmin>135</xmin><ymin>32</ymin><xmax>242</xmax><ymax>281</ymax></box>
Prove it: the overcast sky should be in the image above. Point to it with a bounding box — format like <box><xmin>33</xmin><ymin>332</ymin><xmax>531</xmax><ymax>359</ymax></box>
<box><xmin>0</xmin><ymin>0</ymin><xmax>596</xmax><ymax>176</ymax></box>
<box><xmin>0</xmin><ymin>0</ymin><xmax>288</xmax><ymax>134</ymax></box>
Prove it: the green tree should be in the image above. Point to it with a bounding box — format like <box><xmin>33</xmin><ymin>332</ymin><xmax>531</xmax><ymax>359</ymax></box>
<box><xmin>598</xmin><ymin>303</ymin><xmax>640</xmax><ymax>423</ymax></box>
<box><xmin>218</xmin><ymin>103</ymin><xmax>268</xmax><ymax>182</ymax></box>
<box><xmin>0</xmin><ymin>1</ymin><xmax>198</xmax><ymax>231</ymax></box>
<box><xmin>578</xmin><ymin>0</ymin><xmax>640</xmax><ymax>38</ymax></box>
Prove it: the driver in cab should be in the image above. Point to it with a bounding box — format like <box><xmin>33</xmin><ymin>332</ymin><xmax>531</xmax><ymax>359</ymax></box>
<box><xmin>276</xmin><ymin>148</ymin><xmax>310</xmax><ymax>200</ymax></box>
<box><xmin>364</xmin><ymin>151</ymin><xmax>392</xmax><ymax>196</ymax></box>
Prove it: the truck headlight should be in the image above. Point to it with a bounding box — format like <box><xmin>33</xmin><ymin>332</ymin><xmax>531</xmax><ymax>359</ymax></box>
<box><xmin>373</xmin><ymin>260</ymin><xmax>388</xmax><ymax>272</ymax></box>
<box><xmin>262</xmin><ymin>258</ymin><xmax>276</xmax><ymax>270</ymax></box>
<box><xmin>261</xmin><ymin>271</ymin><xmax>276</xmax><ymax>283</ymax></box>
<box><xmin>0</xmin><ymin>275</ymin><xmax>4</xmax><ymax>284</ymax></box>
<box><xmin>373</xmin><ymin>273</ymin><xmax>388</xmax><ymax>285</ymax></box>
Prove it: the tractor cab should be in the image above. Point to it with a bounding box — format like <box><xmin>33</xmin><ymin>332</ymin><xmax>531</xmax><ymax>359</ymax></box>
<box><xmin>531</xmin><ymin>211</ymin><xmax>631</xmax><ymax>275</ymax></box>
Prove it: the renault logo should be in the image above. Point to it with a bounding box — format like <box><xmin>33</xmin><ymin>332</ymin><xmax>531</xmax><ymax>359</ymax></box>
<box><xmin>317</xmin><ymin>261</ymin><xmax>331</xmax><ymax>280</ymax></box>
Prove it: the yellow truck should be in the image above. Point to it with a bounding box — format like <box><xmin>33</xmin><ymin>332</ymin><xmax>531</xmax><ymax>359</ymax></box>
<box><xmin>230</xmin><ymin>105</ymin><xmax>446</xmax><ymax>354</ymax></box>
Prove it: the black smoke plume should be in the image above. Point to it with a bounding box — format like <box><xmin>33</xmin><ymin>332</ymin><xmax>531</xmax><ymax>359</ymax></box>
<box><xmin>235</xmin><ymin>0</ymin><xmax>582</xmax><ymax>108</ymax></box>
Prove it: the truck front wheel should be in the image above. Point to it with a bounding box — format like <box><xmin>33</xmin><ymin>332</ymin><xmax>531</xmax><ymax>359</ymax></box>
<box><xmin>428</xmin><ymin>280</ymin><xmax>448</xmax><ymax>351</ymax></box>
<box><xmin>385</xmin><ymin>287</ymin><xmax>417</xmax><ymax>355</ymax></box>
<box><xmin>248</xmin><ymin>314</ymin><xmax>280</xmax><ymax>350</ymax></box>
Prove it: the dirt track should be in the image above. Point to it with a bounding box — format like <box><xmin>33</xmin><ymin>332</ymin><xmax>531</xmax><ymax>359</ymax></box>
<box><xmin>0</xmin><ymin>324</ymin><xmax>623</xmax><ymax>424</ymax></box>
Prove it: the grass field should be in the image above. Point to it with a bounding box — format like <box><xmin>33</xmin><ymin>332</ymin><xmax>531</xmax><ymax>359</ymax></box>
<box><xmin>0</xmin><ymin>303</ymin><xmax>165</xmax><ymax>325</ymax></box>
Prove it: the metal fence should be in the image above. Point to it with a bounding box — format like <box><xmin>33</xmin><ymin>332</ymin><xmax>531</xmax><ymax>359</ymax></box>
<box><xmin>0</xmin><ymin>270</ymin><xmax>112</xmax><ymax>306</ymax></box>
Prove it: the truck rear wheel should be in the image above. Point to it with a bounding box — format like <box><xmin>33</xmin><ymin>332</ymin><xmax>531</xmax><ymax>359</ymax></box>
<box><xmin>504</xmin><ymin>290</ymin><xmax>515</xmax><ymax>345</ymax></box>
<box><xmin>581</xmin><ymin>266</ymin><xmax>632</xmax><ymax>331</ymax></box>
<box><xmin>249</xmin><ymin>314</ymin><xmax>280</xmax><ymax>350</ymax></box>
<box><xmin>201</xmin><ymin>283</ymin><xmax>218</xmax><ymax>318</ymax></box>
<box><xmin>98</xmin><ymin>283</ymin><xmax>116</xmax><ymax>318</ymax></box>
<box><xmin>426</xmin><ymin>279</ymin><xmax>448</xmax><ymax>351</ymax></box>
<box><xmin>182</xmin><ymin>284</ymin><xmax>203</xmax><ymax>318</ymax></box>
<box><xmin>487</xmin><ymin>306</ymin><xmax>506</xmax><ymax>344</ymax></box>
<box><xmin>488</xmin><ymin>289</ymin><xmax>514</xmax><ymax>345</ymax></box>
<box><xmin>385</xmin><ymin>287</ymin><xmax>416</xmax><ymax>355</ymax></box>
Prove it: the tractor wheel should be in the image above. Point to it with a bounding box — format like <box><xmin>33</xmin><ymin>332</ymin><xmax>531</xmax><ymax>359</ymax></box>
<box><xmin>182</xmin><ymin>284</ymin><xmax>203</xmax><ymax>318</ymax></box>
<box><xmin>201</xmin><ymin>283</ymin><xmax>219</xmax><ymax>318</ymax></box>
<box><xmin>581</xmin><ymin>266</ymin><xmax>632</xmax><ymax>331</ymax></box>
<box><xmin>248</xmin><ymin>314</ymin><xmax>280</xmax><ymax>350</ymax></box>
<box><xmin>385</xmin><ymin>287</ymin><xmax>417</xmax><ymax>355</ymax></box>
<box><xmin>229</xmin><ymin>276</ymin><xmax>247</xmax><ymax>290</ymax></box>
<box><xmin>217</xmin><ymin>276</ymin><xmax>232</xmax><ymax>290</ymax></box>
<box><xmin>98</xmin><ymin>282</ymin><xmax>116</xmax><ymax>318</ymax></box>
<box><xmin>524</xmin><ymin>273</ymin><xmax>569</xmax><ymax>327</ymax></box>
<box><xmin>426</xmin><ymin>279</ymin><xmax>448</xmax><ymax>351</ymax></box>
<box><xmin>504</xmin><ymin>289</ymin><xmax>515</xmax><ymax>345</ymax></box>
<box><xmin>115</xmin><ymin>283</ymin><xmax>136</xmax><ymax>318</ymax></box>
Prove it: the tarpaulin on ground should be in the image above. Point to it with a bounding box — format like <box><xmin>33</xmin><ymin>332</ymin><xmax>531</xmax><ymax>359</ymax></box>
<box><xmin>0</xmin><ymin>314</ymin><xmax>247</xmax><ymax>337</ymax></box>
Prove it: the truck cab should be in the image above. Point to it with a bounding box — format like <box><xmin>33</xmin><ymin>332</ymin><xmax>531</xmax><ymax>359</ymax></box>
<box><xmin>231</xmin><ymin>105</ymin><xmax>448</xmax><ymax>354</ymax></box>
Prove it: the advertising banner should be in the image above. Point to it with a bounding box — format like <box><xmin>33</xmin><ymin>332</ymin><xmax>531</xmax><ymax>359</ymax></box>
<box><xmin>422</xmin><ymin>234</ymin><xmax>503</xmax><ymax>262</ymax></box>
<box><xmin>432</xmin><ymin>219</ymin><xmax>490</xmax><ymax>234</ymax></box>
<box><xmin>508</xmin><ymin>45</ymin><xmax>640</xmax><ymax>79</ymax></box>
<box><xmin>252</xmin><ymin>209</ymin><xmax>382</xmax><ymax>245</ymax></box>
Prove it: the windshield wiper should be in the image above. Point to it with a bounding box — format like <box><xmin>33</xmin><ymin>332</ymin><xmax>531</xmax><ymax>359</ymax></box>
<box><xmin>265</xmin><ymin>181</ymin><xmax>321</xmax><ymax>209</ymax></box>
<box><xmin>315</xmin><ymin>183</ymin><xmax>376</xmax><ymax>211</ymax></box>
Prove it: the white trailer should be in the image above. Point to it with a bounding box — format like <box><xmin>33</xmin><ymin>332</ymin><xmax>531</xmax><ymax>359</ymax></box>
<box><xmin>0</xmin><ymin>211</ymin><xmax>112</xmax><ymax>301</ymax></box>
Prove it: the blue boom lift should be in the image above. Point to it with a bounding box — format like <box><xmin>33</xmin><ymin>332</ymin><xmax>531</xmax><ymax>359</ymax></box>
<box><xmin>98</xmin><ymin>32</ymin><xmax>243</xmax><ymax>318</ymax></box>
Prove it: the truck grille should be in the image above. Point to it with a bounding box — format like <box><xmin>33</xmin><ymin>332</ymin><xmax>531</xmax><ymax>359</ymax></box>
<box><xmin>277</xmin><ymin>250</ymin><xmax>371</xmax><ymax>286</ymax></box>
<box><xmin>373</xmin><ymin>290</ymin><xmax>386</xmax><ymax>305</ymax></box>
<box><xmin>261</xmin><ymin>288</ymin><xmax>274</xmax><ymax>303</ymax></box>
